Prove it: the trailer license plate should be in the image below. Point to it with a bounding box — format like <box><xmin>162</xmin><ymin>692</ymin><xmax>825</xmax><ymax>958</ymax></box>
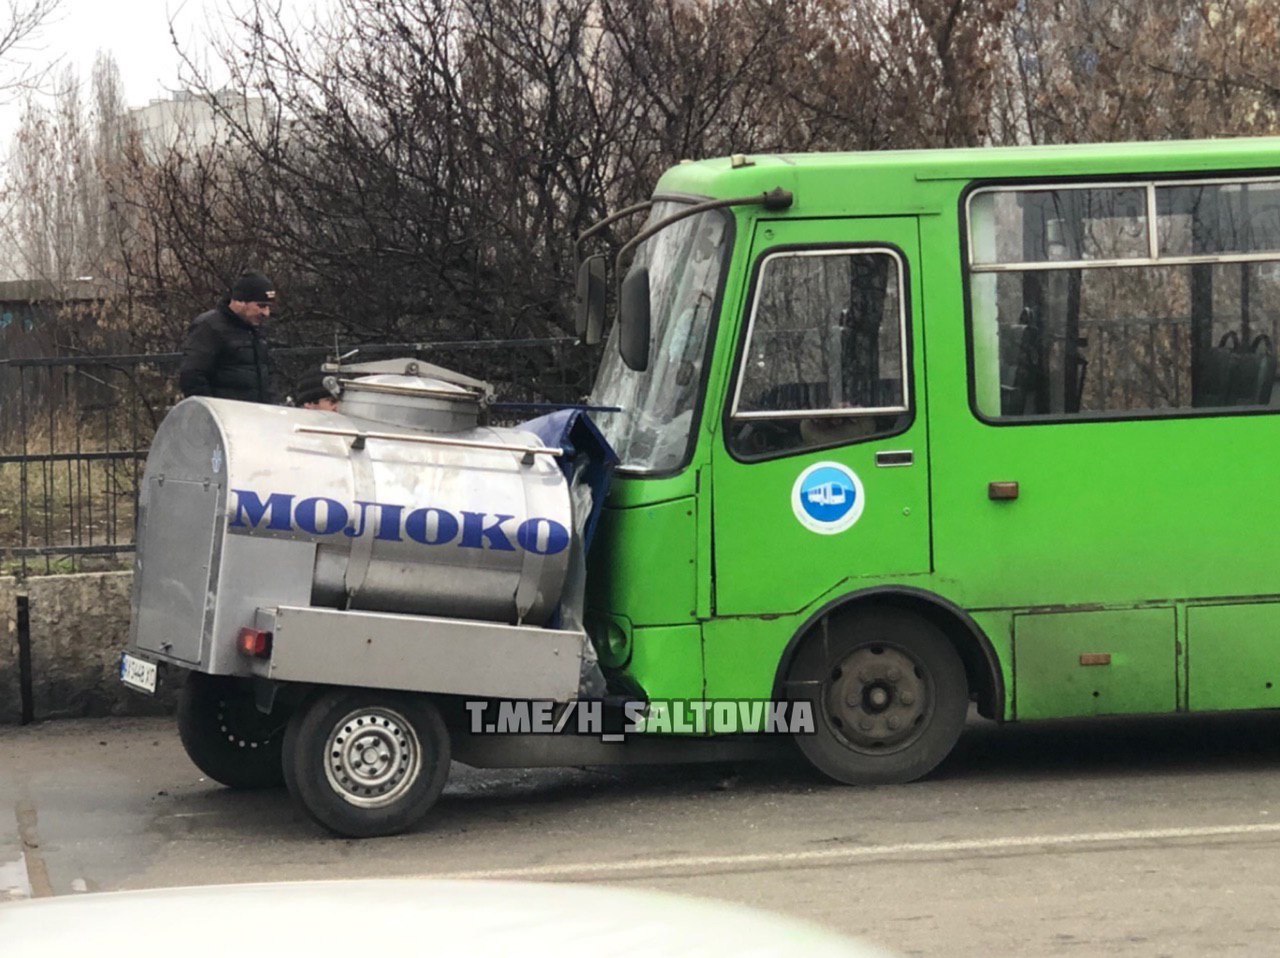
<box><xmin>120</xmin><ymin>653</ymin><xmax>157</xmax><ymax>694</ymax></box>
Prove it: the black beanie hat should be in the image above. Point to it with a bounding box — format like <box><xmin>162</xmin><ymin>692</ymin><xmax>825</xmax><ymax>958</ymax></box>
<box><xmin>293</xmin><ymin>371</ymin><xmax>338</xmax><ymax>407</ymax></box>
<box><xmin>230</xmin><ymin>271</ymin><xmax>275</xmax><ymax>304</ymax></box>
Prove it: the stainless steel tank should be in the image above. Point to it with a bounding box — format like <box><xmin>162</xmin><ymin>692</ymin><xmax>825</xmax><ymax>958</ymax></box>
<box><xmin>130</xmin><ymin>369</ymin><xmax>574</xmax><ymax>672</ymax></box>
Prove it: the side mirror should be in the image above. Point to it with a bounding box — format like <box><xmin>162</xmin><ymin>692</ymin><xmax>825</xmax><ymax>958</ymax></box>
<box><xmin>619</xmin><ymin>265</ymin><xmax>651</xmax><ymax>372</ymax></box>
<box><xmin>574</xmin><ymin>255</ymin><xmax>606</xmax><ymax>346</ymax></box>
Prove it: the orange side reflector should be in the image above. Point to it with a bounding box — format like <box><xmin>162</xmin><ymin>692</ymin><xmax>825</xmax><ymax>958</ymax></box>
<box><xmin>1079</xmin><ymin>653</ymin><xmax>1112</xmax><ymax>667</ymax></box>
<box><xmin>988</xmin><ymin>481</ymin><xmax>1020</xmax><ymax>501</ymax></box>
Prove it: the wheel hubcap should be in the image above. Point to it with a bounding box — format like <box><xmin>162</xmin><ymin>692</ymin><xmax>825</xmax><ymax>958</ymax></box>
<box><xmin>324</xmin><ymin>707</ymin><xmax>422</xmax><ymax>808</ymax></box>
<box><xmin>825</xmin><ymin>645</ymin><xmax>932</xmax><ymax>753</ymax></box>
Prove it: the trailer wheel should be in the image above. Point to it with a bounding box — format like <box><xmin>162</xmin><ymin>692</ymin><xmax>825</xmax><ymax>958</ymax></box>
<box><xmin>177</xmin><ymin>672</ymin><xmax>286</xmax><ymax>789</ymax></box>
<box><xmin>283</xmin><ymin>689</ymin><xmax>451</xmax><ymax>838</ymax></box>
<box><xmin>787</xmin><ymin>607</ymin><xmax>968</xmax><ymax>785</ymax></box>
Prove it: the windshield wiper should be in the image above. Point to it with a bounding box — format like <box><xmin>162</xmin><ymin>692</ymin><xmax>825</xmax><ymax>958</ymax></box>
<box><xmin>613</xmin><ymin>189</ymin><xmax>792</xmax><ymax>278</ymax></box>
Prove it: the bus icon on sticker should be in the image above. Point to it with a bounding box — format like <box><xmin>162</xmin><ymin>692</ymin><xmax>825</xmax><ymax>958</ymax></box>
<box><xmin>806</xmin><ymin>481</ymin><xmax>847</xmax><ymax>507</ymax></box>
<box><xmin>792</xmin><ymin>463</ymin><xmax>865</xmax><ymax>534</ymax></box>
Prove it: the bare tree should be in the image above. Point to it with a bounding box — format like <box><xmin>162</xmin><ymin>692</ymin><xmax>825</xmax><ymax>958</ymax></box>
<box><xmin>2</xmin><ymin>55</ymin><xmax>132</xmax><ymax>289</ymax></box>
<box><xmin>0</xmin><ymin>0</ymin><xmax>60</xmax><ymax>101</ymax></box>
<box><xmin>992</xmin><ymin>0</ymin><xmax>1280</xmax><ymax>145</ymax></box>
<box><xmin>42</xmin><ymin>0</ymin><xmax>1280</xmax><ymax>388</ymax></box>
<box><xmin>81</xmin><ymin>0</ymin><xmax>1022</xmax><ymax>391</ymax></box>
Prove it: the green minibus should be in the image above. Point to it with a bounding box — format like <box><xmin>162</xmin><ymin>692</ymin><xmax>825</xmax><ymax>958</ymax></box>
<box><xmin>583</xmin><ymin>136</ymin><xmax>1280</xmax><ymax>786</ymax></box>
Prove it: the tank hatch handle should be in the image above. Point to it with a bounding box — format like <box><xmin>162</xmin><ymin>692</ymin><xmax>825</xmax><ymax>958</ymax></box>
<box><xmin>294</xmin><ymin>425</ymin><xmax>564</xmax><ymax>465</ymax></box>
<box><xmin>338</xmin><ymin>379</ymin><xmax>488</xmax><ymax>404</ymax></box>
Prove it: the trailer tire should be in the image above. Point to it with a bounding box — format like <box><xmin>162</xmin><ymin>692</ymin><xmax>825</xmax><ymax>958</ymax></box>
<box><xmin>786</xmin><ymin>607</ymin><xmax>968</xmax><ymax>786</ymax></box>
<box><xmin>283</xmin><ymin>688</ymin><xmax>451</xmax><ymax>838</ymax></box>
<box><xmin>177</xmin><ymin>672</ymin><xmax>286</xmax><ymax>789</ymax></box>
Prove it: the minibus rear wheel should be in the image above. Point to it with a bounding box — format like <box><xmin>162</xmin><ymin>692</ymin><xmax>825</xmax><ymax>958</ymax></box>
<box><xmin>787</xmin><ymin>607</ymin><xmax>968</xmax><ymax>785</ymax></box>
<box><xmin>283</xmin><ymin>688</ymin><xmax>451</xmax><ymax>838</ymax></box>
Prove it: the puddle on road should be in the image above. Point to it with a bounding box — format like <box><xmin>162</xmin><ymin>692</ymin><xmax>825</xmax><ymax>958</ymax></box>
<box><xmin>1</xmin><ymin>855</ymin><xmax>32</xmax><ymax>899</ymax></box>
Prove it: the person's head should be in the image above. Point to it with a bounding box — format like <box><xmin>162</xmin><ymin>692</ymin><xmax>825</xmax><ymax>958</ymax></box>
<box><xmin>294</xmin><ymin>371</ymin><xmax>340</xmax><ymax>411</ymax></box>
<box><xmin>228</xmin><ymin>271</ymin><xmax>276</xmax><ymax>326</ymax></box>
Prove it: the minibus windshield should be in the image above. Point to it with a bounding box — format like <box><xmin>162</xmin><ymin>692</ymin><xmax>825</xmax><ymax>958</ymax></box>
<box><xmin>590</xmin><ymin>202</ymin><xmax>730</xmax><ymax>473</ymax></box>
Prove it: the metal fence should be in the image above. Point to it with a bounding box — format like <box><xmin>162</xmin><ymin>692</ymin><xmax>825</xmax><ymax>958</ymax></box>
<box><xmin>0</xmin><ymin>338</ymin><xmax>587</xmax><ymax>577</ymax></box>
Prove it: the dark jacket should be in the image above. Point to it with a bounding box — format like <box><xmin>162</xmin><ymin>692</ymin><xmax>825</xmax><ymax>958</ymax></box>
<box><xmin>179</xmin><ymin>302</ymin><xmax>274</xmax><ymax>403</ymax></box>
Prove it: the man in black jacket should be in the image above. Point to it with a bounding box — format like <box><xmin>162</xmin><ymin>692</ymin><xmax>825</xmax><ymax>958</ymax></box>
<box><xmin>178</xmin><ymin>271</ymin><xmax>277</xmax><ymax>402</ymax></box>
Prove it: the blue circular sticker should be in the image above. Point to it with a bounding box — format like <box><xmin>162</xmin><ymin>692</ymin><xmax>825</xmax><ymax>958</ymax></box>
<box><xmin>791</xmin><ymin>462</ymin><xmax>865</xmax><ymax>535</ymax></box>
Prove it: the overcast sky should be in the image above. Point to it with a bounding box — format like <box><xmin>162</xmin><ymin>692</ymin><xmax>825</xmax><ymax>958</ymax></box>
<box><xmin>0</xmin><ymin>0</ymin><xmax>312</xmax><ymax>141</ymax></box>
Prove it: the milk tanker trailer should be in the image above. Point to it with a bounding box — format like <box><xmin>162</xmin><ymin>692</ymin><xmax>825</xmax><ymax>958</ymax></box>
<box><xmin>122</xmin><ymin>357</ymin><xmax>642</xmax><ymax>836</ymax></box>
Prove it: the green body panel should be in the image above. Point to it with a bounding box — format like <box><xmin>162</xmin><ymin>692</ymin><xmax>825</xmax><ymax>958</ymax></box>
<box><xmin>588</xmin><ymin>497</ymin><xmax>698</xmax><ymax>627</ymax></box>
<box><xmin>625</xmin><ymin>624</ymin><xmax>706</xmax><ymax>711</ymax></box>
<box><xmin>929</xmin><ymin>414</ymin><xmax>1280</xmax><ymax>605</ymax></box>
<box><xmin>604</xmin><ymin>469</ymin><xmax>698</xmax><ymax>508</ymax></box>
<box><xmin>701</xmin><ymin>615</ymin><xmax>792</xmax><ymax>703</ymax></box>
<box><xmin>693</xmin><ymin>470</ymin><xmax>714</xmax><ymax>619</ymax></box>
<box><xmin>586</xmin><ymin>137</ymin><xmax>1280</xmax><ymax>724</ymax></box>
<box><xmin>1188</xmin><ymin>604</ymin><xmax>1280</xmax><ymax>711</ymax></box>
<box><xmin>967</xmin><ymin>609</ymin><xmax>1015</xmax><ymax>710</ymax></box>
<box><xmin>709</xmin><ymin>217</ymin><xmax>932</xmax><ymax>616</ymax></box>
<box><xmin>1014</xmin><ymin>609</ymin><xmax>1177</xmax><ymax>719</ymax></box>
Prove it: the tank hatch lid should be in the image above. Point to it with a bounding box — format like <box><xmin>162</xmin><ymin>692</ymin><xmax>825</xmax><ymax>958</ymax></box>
<box><xmin>341</xmin><ymin>373</ymin><xmax>485</xmax><ymax>405</ymax></box>
<box><xmin>337</xmin><ymin>370</ymin><xmax>490</xmax><ymax>432</ymax></box>
<box><xmin>325</xmin><ymin>356</ymin><xmax>493</xmax><ymax>403</ymax></box>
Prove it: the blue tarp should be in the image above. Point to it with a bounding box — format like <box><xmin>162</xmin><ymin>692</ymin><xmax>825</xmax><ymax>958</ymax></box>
<box><xmin>519</xmin><ymin>408</ymin><xmax>618</xmax><ymax>554</ymax></box>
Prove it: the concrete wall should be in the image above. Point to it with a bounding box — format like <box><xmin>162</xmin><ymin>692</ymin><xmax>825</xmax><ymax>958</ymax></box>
<box><xmin>0</xmin><ymin>577</ymin><xmax>18</xmax><ymax>724</ymax></box>
<box><xmin>0</xmin><ymin>571</ymin><xmax>178</xmax><ymax>724</ymax></box>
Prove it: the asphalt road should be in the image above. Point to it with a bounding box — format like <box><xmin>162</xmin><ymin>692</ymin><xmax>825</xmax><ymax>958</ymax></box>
<box><xmin>5</xmin><ymin>710</ymin><xmax>1280</xmax><ymax>957</ymax></box>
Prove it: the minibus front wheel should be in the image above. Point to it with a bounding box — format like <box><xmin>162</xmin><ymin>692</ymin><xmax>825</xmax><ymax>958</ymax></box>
<box><xmin>787</xmin><ymin>607</ymin><xmax>969</xmax><ymax>785</ymax></box>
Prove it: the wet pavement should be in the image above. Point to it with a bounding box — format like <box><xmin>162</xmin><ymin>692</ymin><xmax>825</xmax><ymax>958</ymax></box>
<box><xmin>5</xmin><ymin>710</ymin><xmax>1280</xmax><ymax>956</ymax></box>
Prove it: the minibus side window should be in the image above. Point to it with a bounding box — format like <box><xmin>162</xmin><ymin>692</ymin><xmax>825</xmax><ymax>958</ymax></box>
<box><xmin>967</xmin><ymin>179</ymin><xmax>1280</xmax><ymax>420</ymax></box>
<box><xmin>727</xmin><ymin>248</ymin><xmax>910</xmax><ymax>459</ymax></box>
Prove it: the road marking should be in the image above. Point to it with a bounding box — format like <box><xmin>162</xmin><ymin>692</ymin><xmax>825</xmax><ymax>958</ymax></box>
<box><xmin>429</xmin><ymin>822</ymin><xmax>1280</xmax><ymax>882</ymax></box>
<box><xmin>1</xmin><ymin>855</ymin><xmax>32</xmax><ymax>899</ymax></box>
<box><xmin>14</xmin><ymin>801</ymin><xmax>53</xmax><ymax>898</ymax></box>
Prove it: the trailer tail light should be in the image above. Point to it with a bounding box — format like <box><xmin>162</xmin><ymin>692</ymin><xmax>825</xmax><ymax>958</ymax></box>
<box><xmin>237</xmin><ymin>627</ymin><xmax>273</xmax><ymax>658</ymax></box>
